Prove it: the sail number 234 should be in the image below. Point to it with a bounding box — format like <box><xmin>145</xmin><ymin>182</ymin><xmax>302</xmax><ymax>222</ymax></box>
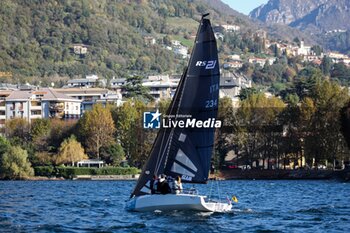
<box><xmin>205</xmin><ymin>99</ymin><xmax>217</xmax><ymax>108</ymax></box>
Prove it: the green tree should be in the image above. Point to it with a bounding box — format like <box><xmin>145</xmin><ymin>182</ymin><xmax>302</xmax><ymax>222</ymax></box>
<box><xmin>236</xmin><ymin>94</ymin><xmax>285</xmax><ymax>169</ymax></box>
<box><xmin>5</xmin><ymin>118</ymin><xmax>30</xmax><ymax>142</ymax></box>
<box><xmin>0</xmin><ymin>136</ymin><xmax>11</xmax><ymax>156</ymax></box>
<box><xmin>320</xmin><ymin>56</ymin><xmax>332</xmax><ymax>76</ymax></box>
<box><xmin>215</xmin><ymin>97</ymin><xmax>236</xmax><ymax>168</ymax></box>
<box><xmin>101</xmin><ymin>143</ymin><xmax>125</xmax><ymax>166</ymax></box>
<box><xmin>304</xmin><ymin>80</ymin><xmax>349</xmax><ymax>168</ymax></box>
<box><xmin>56</xmin><ymin>135</ymin><xmax>87</xmax><ymax>166</ymax></box>
<box><xmin>124</xmin><ymin>75</ymin><xmax>153</xmax><ymax>101</ymax></box>
<box><xmin>30</xmin><ymin>118</ymin><xmax>51</xmax><ymax>151</ymax></box>
<box><xmin>340</xmin><ymin>102</ymin><xmax>350</xmax><ymax>149</ymax></box>
<box><xmin>79</xmin><ymin>104</ymin><xmax>116</xmax><ymax>158</ymax></box>
<box><xmin>0</xmin><ymin>146</ymin><xmax>34</xmax><ymax>179</ymax></box>
<box><xmin>112</xmin><ymin>100</ymin><xmax>154</xmax><ymax>166</ymax></box>
<box><xmin>0</xmin><ymin>136</ymin><xmax>11</xmax><ymax>170</ymax></box>
<box><xmin>238</xmin><ymin>87</ymin><xmax>259</xmax><ymax>101</ymax></box>
<box><xmin>48</xmin><ymin>118</ymin><xmax>77</xmax><ymax>152</ymax></box>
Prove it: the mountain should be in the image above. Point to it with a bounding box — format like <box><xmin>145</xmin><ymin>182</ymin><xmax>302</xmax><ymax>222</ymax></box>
<box><xmin>250</xmin><ymin>0</ymin><xmax>350</xmax><ymax>53</ymax></box>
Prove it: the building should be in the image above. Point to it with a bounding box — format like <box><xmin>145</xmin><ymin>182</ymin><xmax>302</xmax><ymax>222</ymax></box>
<box><xmin>142</xmin><ymin>75</ymin><xmax>178</xmax><ymax>101</ymax></box>
<box><xmin>327</xmin><ymin>52</ymin><xmax>349</xmax><ymax>63</ymax></box>
<box><xmin>340</xmin><ymin>58</ymin><xmax>350</xmax><ymax>66</ymax></box>
<box><xmin>56</xmin><ymin>88</ymin><xmax>123</xmax><ymax>114</ymax></box>
<box><xmin>173</xmin><ymin>45</ymin><xmax>188</xmax><ymax>58</ymax></box>
<box><xmin>66</xmin><ymin>75</ymin><xmax>106</xmax><ymax>88</ymax></box>
<box><xmin>0</xmin><ymin>88</ymin><xmax>81</xmax><ymax>127</ymax></box>
<box><xmin>219</xmin><ymin>72</ymin><xmax>252</xmax><ymax>107</ymax></box>
<box><xmin>171</xmin><ymin>40</ymin><xmax>181</xmax><ymax>46</ymax></box>
<box><xmin>223</xmin><ymin>60</ymin><xmax>243</xmax><ymax>69</ymax></box>
<box><xmin>220</xmin><ymin>24</ymin><xmax>240</xmax><ymax>32</ymax></box>
<box><xmin>296</xmin><ymin>41</ymin><xmax>312</xmax><ymax>56</ymax></box>
<box><xmin>72</xmin><ymin>44</ymin><xmax>88</xmax><ymax>55</ymax></box>
<box><xmin>248</xmin><ymin>57</ymin><xmax>276</xmax><ymax>66</ymax></box>
<box><xmin>110</xmin><ymin>78</ymin><xmax>127</xmax><ymax>96</ymax></box>
<box><xmin>144</xmin><ymin>36</ymin><xmax>156</xmax><ymax>45</ymax></box>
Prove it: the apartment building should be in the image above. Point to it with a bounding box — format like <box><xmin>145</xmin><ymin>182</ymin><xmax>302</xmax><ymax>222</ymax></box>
<box><xmin>0</xmin><ymin>88</ymin><xmax>81</xmax><ymax>127</ymax></box>
<box><xmin>55</xmin><ymin>88</ymin><xmax>123</xmax><ymax>113</ymax></box>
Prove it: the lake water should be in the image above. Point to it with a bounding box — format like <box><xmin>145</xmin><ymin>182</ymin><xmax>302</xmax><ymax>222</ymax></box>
<box><xmin>0</xmin><ymin>180</ymin><xmax>349</xmax><ymax>232</ymax></box>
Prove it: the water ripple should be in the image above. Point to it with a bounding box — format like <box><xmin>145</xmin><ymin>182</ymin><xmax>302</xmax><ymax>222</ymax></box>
<box><xmin>0</xmin><ymin>180</ymin><xmax>349</xmax><ymax>232</ymax></box>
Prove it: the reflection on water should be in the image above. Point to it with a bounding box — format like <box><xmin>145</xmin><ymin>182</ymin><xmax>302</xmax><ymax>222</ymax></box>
<box><xmin>0</xmin><ymin>180</ymin><xmax>349</xmax><ymax>232</ymax></box>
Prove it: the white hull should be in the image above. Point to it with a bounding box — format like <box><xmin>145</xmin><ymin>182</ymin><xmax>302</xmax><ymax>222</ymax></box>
<box><xmin>126</xmin><ymin>194</ymin><xmax>232</xmax><ymax>213</ymax></box>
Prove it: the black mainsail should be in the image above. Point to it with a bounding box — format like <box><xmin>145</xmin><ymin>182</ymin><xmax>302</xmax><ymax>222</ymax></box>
<box><xmin>131</xmin><ymin>14</ymin><xmax>220</xmax><ymax>197</ymax></box>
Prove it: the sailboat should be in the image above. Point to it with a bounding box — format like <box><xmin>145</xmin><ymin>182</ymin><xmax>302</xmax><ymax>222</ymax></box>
<box><xmin>126</xmin><ymin>14</ymin><xmax>232</xmax><ymax>213</ymax></box>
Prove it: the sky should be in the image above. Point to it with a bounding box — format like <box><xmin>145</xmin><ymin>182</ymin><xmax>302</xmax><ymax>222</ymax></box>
<box><xmin>221</xmin><ymin>0</ymin><xmax>269</xmax><ymax>15</ymax></box>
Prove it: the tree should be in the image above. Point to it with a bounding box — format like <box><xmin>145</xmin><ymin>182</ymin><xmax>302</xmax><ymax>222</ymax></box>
<box><xmin>303</xmin><ymin>80</ymin><xmax>349</xmax><ymax>168</ymax></box>
<box><xmin>320</xmin><ymin>56</ymin><xmax>332</xmax><ymax>76</ymax></box>
<box><xmin>112</xmin><ymin>100</ymin><xmax>155</xmax><ymax>167</ymax></box>
<box><xmin>340</xmin><ymin>101</ymin><xmax>350</xmax><ymax>149</ymax></box>
<box><xmin>215</xmin><ymin>97</ymin><xmax>236</xmax><ymax>168</ymax></box>
<box><xmin>0</xmin><ymin>136</ymin><xmax>11</xmax><ymax>170</ymax></box>
<box><xmin>56</xmin><ymin>135</ymin><xmax>87</xmax><ymax>166</ymax></box>
<box><xmin>30</xmin><ymin>118</ymin><xmax>51</xmax><ymax>151</ymax></box>
<box><xmin>0</xmin><ymin>136</ymin><xmax>11</xmax><ymax>157</ymax></box>
<box><xmin>5</xmin><ymin>118</ymin><xmax>30</xmax><ymax>142</ymax></box>
<box><xmin>113</xmin><ymin>101</ymin><xmax>139</xmax><ymax>164</ymax></box>
<box><xmin>0</xmin><ymin>146</ymin><xmax>34</xmax><ymax>179</ymax></box>
<box><xmin>78</xmin><ymin>104</ymin><xmax>116</xmax><ymax>159</ymax></box>
<box><xmin>238</xmin><ymin>87</ymin><xmax>259</xmax><ymax>101</ymax></box>
<box><xmin>236</xmin><ymin>94</ymin><xmax>285</xmax><ymax>169</ymax></box>
<box><xmin>48</xmin><ymin>118</ymin><xmax>77</xmax><ymax>152</ymax></box>
<box><xmin>101</xmin><ymin>143</ymin><xmax>125</xmax><ymax>166</ymax></box>
<box><xmin>124</xmin><ymin>75</ymin><xmax>154</xmax><ymax>102</ymax></box>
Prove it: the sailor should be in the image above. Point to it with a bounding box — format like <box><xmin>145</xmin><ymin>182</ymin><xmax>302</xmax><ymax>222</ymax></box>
<box><xmin>167</xmin><ymin>176</ymin><xmax>175</xmax><ymax>193</ymax></box>
<box><xmin>158</xmin><ymin>174</ymin><xmax>171</xmax><ymax>194</ymax></box>
<box><xmin>150</xmin><ymin>175</ymin><xmax>158</xmax><ymax>194</ymax></box>
<box><xmin>174</xmin><ymin>176</ymin><xmax>183</xmax><ymax>194</ymax></box>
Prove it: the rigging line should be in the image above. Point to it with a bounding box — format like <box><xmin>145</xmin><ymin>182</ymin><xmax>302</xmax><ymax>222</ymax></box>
<box><xmin>208</xmin><ymin>177</ymin><xmax>214</xmax><ymax>201</ymax></box>
<box><xmin>216</xmin><ymin>179</ymin><xmax>222</xmax><ymax>202</ymax></box>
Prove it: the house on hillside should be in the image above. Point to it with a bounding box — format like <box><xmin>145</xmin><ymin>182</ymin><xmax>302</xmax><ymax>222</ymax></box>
<box><xmin>220</xmin><ymin>24</ymin><xmax>240</xmax><ymax>32</ymax></box>
<box><xmin>66</xmin><ymin>75</ymin><xmax>106</xmax><ymax>88</ymax></box>
<box><xmin>72</xmin><ymin>44</ymin><xmax>88</xmax><ymax>55</ymax></box>
<box><xmin>144</xmin><ymin>36</ymin><xmax>156</xmax><ymax>45</ymax></box>
<box><xmin>173</xmin><ymin>45</ymin><xmax>188</xmax><ymax>58</ymax></box>
<box><xmin>219</xmin><ymin>72</ymin><xmax>252</xmax><ymax>107</ymax></box>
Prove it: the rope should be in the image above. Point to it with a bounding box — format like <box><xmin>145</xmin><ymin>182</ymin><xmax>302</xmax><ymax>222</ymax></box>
<box><xmin>208</xmin><ymin>179</ymin><xmax>214</xmax><ymax>201</ymax></box>
<box><xmin>216</xmin><ymin>179</ymin><xmax>222</xmax><ymax>201</ymax></box>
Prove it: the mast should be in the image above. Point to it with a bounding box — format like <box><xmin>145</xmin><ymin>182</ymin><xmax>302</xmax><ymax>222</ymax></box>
<box><xmin>131</xmin><ymin>14</ymin><xmax>219</xmax><ymax>197</ymax></box>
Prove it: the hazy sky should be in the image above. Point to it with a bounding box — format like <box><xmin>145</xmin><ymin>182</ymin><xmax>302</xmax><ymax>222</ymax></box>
<box><xmin>221</xmin><ymin>0</ymin><xmax>269</xmax><ymax>15</ymax></box>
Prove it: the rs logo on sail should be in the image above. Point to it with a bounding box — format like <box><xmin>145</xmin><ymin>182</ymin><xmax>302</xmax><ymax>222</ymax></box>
<box><xmin>195</xmin><ymin>60</ymin><xmax>217</xmax><ymax>69</ymax></box>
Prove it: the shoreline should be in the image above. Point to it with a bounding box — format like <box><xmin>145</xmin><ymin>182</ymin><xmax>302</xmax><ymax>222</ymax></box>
<box><xmin>2</xmin><ymin>170</ymin><xmax>349</xmax><ymax>181</ymax></box>
<box><xmin>213</xmin><ymin>169</ymin><xmax>350</xmax><ymax>181</ymax></box>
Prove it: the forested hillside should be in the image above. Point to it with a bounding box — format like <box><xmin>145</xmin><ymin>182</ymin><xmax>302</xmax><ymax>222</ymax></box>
<box><xmin>0</xmin><ymin>0</ymin><xmax>242</xmax><ymax>83</ymax></box>
<box><xmin>0</xmin><ymin>0</ymin><xmax>320</xmax><ymax>84</ymax></box>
